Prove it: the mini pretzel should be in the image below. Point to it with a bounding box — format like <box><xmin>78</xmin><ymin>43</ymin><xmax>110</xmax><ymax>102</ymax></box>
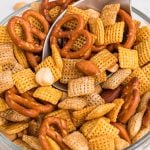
<box><xmin>118</xmin><ymin>77</ymin><xmax>140</xmax><ymax>123</ymax></box>
<box><xmin>41</xmin><ymin>0</ymin><xmax>73</xmax><ymax>23</ymax></box>
<box><xmin>39</xmin><ymin>117</ymin><xmax>69</xmax><ymax>150</ymax></box>
<box><xmin>51</xmin><ymin>14</ymin><xmax>93</xmax><ymax>59</ymax></box>
<box><xmin>5</xmin><ymin>87</ymin><xmax>55</xmax><ymax>118</ymax></box>
<box><xmin>118</xmin><ymin>9</ymin><xmax>136</xmax><ymax>48</ymax></box>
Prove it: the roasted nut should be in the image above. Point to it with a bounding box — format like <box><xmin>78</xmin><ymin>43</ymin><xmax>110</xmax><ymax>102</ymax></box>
<box><xmin>76</xmin><ymin>60</ymin><xmax>100</xmax><ymax>76</ymax></box>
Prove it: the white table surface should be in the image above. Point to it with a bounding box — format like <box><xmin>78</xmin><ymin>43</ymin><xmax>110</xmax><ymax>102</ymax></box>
<box><xmin>0</xmin><ymin>0</ymin><xmax>150</xmax><ymax>21</ymax></box>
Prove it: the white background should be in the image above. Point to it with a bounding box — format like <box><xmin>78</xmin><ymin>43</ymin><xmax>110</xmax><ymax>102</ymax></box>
<box><xmin>0</xmin><ymin>0</ymin><xmax>150</xmax><ymax>22</ymax></box>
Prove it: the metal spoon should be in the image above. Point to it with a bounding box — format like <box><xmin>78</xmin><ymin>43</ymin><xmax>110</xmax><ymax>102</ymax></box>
<box><xmin>42</xmin><ymin>0</ymin><xmax>131</xmax><ymax>91</ymax></box>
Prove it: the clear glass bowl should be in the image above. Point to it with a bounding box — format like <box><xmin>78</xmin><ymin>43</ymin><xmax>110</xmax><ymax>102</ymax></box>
<box><xmin>0</xmin><ymin>0</ymin><xmax>150</xmax><ymax>149</ymax></box>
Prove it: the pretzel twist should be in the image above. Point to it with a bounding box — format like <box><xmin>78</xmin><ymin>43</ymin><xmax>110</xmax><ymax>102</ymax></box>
<box><xmin>51</xmin><ymin>14</ymin><xmax>93</xmax><ymax>59</ymax></box>
<box><xmin>5</xmin><ymin>87</ymin><xmax>55</xmax><ymax>118</ymax></box>
<box><xmin>39</xmin><ymin>117</ymin><xmax>69</xmax><ymax>150</ymax></box>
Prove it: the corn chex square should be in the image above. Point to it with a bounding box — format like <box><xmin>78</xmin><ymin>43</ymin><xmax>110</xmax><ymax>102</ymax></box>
<box><xmin>33</xmin><ymin>86</ymin><xmax>62</xmax><ymax>105</ymax></box>
<box><xmin>68</xmin><ymin>76</ymin><xmax>95</xmax><ymax>97</ymax></box>
<box><xmin>13</xmin><ymin>69</ymin><xmax>38</xmax><ymax>93</ymax></box>
<box><xmin>118</xmin><ymin>47</ymin><xmax>139</xmax><ymax>69</ymax></box>
<box><xmin>90</xmin><ymin>49</ymin><xmax>118</xmax><ymax>72</ymax></box>
<box><xmin>0</xmin><ymin>26</ymin><xmax>12</xmax><ymax>43</ymax></box>
<box><xmin>134</xmin><ymin>40</ymin><xmax>150</xmax><ymax>66</ymax></box>
<box><xmin>60</xmin><ymin>59</ymin><xmax>84</xmax><ymax>84</ymax></box>
<box><xmin>104</xmin><ymin>22</ymin><xmax>125</xmax><ymax>45</ymax></box>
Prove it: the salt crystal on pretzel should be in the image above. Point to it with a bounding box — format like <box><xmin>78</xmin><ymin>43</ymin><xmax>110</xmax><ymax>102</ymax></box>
<box><xmin>124</xmin><ymin>68</ymin><xmax>150</xmax><ymax>94</ymax></box>
<box><xmin>89</xmin><ymin>17</ymin><xmax>104</xmax><ymax>45</ymax></box>
<box><xmin>136</xmin><ymin>26</ymin><xmax>150</xmax><ymax>42</ymax></box>
<box><xmin>0</xmin><ymin>109</ymin><xmax>29</xmax><ymax>122</ymax></box>
<box><xmin>90</xmin><ymin>49</ymin><xmax>118</xmax><ymax>72</ymax></box>
<box><xmin>0</xmin><ymin>26</ymin><xmax>12</xmax><ymax>43</ymax></box>
<box><xmin>58</xmin><ymin>97</ymin><xmax>87</xmax><ymax>110</ymax></box>
<box><xmin>89</xmin><ymin>135</ymin><xmax>115</xmax><ymax>150</ymax></box>
<box><xmin>83</xmin><ymin>93</ymin><xmax>105</xmax><ymax>106</ymax></box>
<box><xmin>142</xmin><ymin>63</ymin><xmax>150</xmax><ymax>81</ymax></box>
<box><xmin>107</xmin><ymin>99</ymin><xmax>124</xmax><ymax>122</ymax></box>
<box><xmin>80</xmin><ymin>117</ymin><xmax>119</xmax><ymax>139</ymax></box>
<box><xmin>35</xmin><ymin>56</ymin><xmax>61</xmax><ymax>82</ymax></box>
<box><xmin>128</xmin><ymin>111</ymin><xmax>145</xmax><ymax>139</ymax></box>
<box><xmin>13</xmin><ymin>45</ymin><xmax>29</xmax><ymax>69</ymax></box>
<box><xmin>14</xmin><ymin>139</ymin><xmax>32</xmax><ymax>150</ymax></box>
<box><xmin>104</xmin><ymin>21</ymin><xmax>125</xmax><ymax>45</ymax></box>
<box><xmin>22</xmin><ymin>135</ymin><xmax>42</xmax><ymax>150</ymax></box>
<box><xmin>0</xmin><ymin>98</ymin><xmax>9</xmax><ymax>112</ymax></box>
<box><xmin>118</xmin><ymin>47</ymin><xmax>139</xmax><ymax>69</ymax></box>
<box><xmin>0</xmin><ymin>71</ymin><xmax>14</xmax><ymax>94</ymax></box>
<box><xmin>102</xmin><ymin>69</ymin><xmax>131</xmax><ymax>90</ymax></box>
<box><xmin>13</xmin><ymin>69</ymin><xmax>38</xmax><ymax>93</ymax></box>
<box><xmin>0</xmin><ymin>122</ymin><xmax>29</xmax><ymax>135</ymax></box>
<box><xmin>100</xmin><ymin>3</ymin><xmax>120</xmax><ymax>27</ymax></box>
<box><xmin>68</xmin><ymin>76</ymin><xmax>95</xmax><ymax>97</ymax></box>
<box><xmin>45</xmin><ymin>109</ymin><xmax>76</xmax><ymax>133</ymax></box>
<box><xmin>63</xmin><ymin>131</ymin><xmax>89</xmax><ymax>150</ymax></box>
<box><xmin>85</xmin><ymin>103</ymin><xmax>116</xmax><ymax>120</ymax></box>
<box><xmin>115</xmin><ymin>136</ymin><xmax>129</xmax><ymax>150</ymax></box>
<box><xmin>33</xmin><ymin>86</ymin><xmax>62</xmax><ymax>105</ymax></box>
<box><xmin>134</xmin><ymin>40</ymin><xmax>150</xmax><ymax>66</ymax></box>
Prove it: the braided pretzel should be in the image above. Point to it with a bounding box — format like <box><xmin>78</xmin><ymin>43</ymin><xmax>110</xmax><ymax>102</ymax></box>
<box><xmin>118</xmin><ymin>77</ymin><xmax>140</xmax><ymax>123</ymax></box>
<box><xmin>41</xmin><ymin>0</ymin><xmax>73</xmax><ymax>23</ymax></box>
<box><xmin>118</xmin><ymin>9</ymin><xmax>136</xmax><ymax>49</ymax></box>
<box><xmin>5</xmin><ymin>87</ymin><xmax>55</xmax><ymax>118</ymax></box>
<box><xmin>51</xmin><ymin>14</ymin><xmax>93</xmax><ymax>59</ymax></box>
<box><xmin>39</xmin><ymin>117</ymin><xmax>69</xmax><ymax>150</ymax></box>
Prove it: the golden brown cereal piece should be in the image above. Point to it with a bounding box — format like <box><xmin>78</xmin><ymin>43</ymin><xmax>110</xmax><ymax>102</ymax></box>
<box><xmin>72</xmin><ymin>106</ymin><xmax>96</xmax><ymax>128</ymax></box>
<box><xmin>85</xmin><ymin>9</ymin><xmax>100</xmax><ymax>18</ymax></box>
<box><xmin>100</xmin><ymin>4</ymin><xmax>120</xmax><ymax>27</ymax></box>
<box><xmin>45</xmin><ymin>109</ymin><xmax>76</xmax><ymax>133</ymax></box>
<box><xmin>80</xmin><ymin>117</ymin><xmax>119</xmax><ymax>139</ymax></box>
<box><xmin>136</xmin><ymin>26</ymin><xmax>150</xmax><ymax>42</ymax></box>
<box><xmin>0</xmin><ymin>109</ymin><xmax>29</xmax><ymax>122</ymax></box>
<box><xmin>138</xmin><ymin>92</ymin><xmax>150</xmax><ymax>112</ymax></box>
<box><xmin>30</xmin><ymin>2</ymin><xmax>41</xmax><ymax>12</ymax></box>
<box><xmin>63</xmin><ymin>131</ymin><xmax>89</xmax><ymax>150</ymax></box>
<box><xmin>118</xmin><ymin>47</ymin><xmax>139</xmax><ymax>69</ymax></box>
<box><xmin>89</xmin><ymin>135</ymin><xmax>115</xmax><ymax>150</ymax></box>
<box><xmin>102</xmin><ymin>69</ymin><xmax>131</xmax><ymax>90</ymax></box>
<box><xmin>124</xmin><ymin>68</ymin><xmax>150</xmax><ymax>94</ymax></box>
<box><xmin>60</xmin><ymin>59</ymin><xmax>84</xmax><ymax>84</ymax></box>
<box><xmin>89</xmin><ymin>18</ymin><xmax>104</xmax><ymax>45</ymax></box>
<box><xmin>90</xmin><ymin>49</ymin><xmax>118</xmax><ymax>72</ymax></box>
<box><xmin>107</xmin><ymin>99</ymin><xmax>124</xmax><ymax>122</ymax></box>
<box><xmin>0</xmin><ymin>98</ymin><xmax>9</xmax><ymax>112</ymax></box>
<box><xmin>58</xmin><ymin>97</ymin><xmax>87</xmax><ymax>110</ymax></box>
<box><xmin>83</xmin><ymin>93</ymin><xmax>105</xmax><ymax>106</ymax></box>
<box><xmin>0</xmin><ymin>117</ymin><xmax>7</xmax><ymax>126</ymax></box>
<box><xmin>17</xmin><ymin>129</ymin><xmax>27</xmax><ymax>138</ymax></box>
<box><xmin>13</xmin><ymin>69</ymin><xmax>38</xmax><ymax>93</ymax></box>
<box><xmin>134</xmin><ymin>40</ymin><xmax>150</xmax><ymax>66</ymax></box>
<box><xmin>0</xmin><ymin>122</ymin><xmax>29</xmax><ymax>134</ymax></box>
<box><xmin>0</xmin><ymin>43</ymin><xmax>16</xmax><ymax>66</ymax></box>
<box><xmin>104</xmin><ymin>22</ymin><xmax>125</xmax><ymax>45</ymax></box>
<box><xmin>128</xmin><ymin>111</ymin><xmax>145</xmax><ymax>139</ymax></box>
<box><xmin>0</xmin><ymin>26</ymin><xmax>12</xmax><ymax>43</ymax></box>
<box><xmin>13</xmin><ymin>1</ymin><xmax>26</xmax><ymax>10</ymax></box>
<box><xmin>46</xmin><ymin>136</ymin><xmax>61</xmax><ymax>150</ymax></box>
<box><xmin>12</xmin><ymin>63</ymin><xmax>24</xmax><ymax>74</ymax></box>
<box><xmin>13</xmin><ymin>45</ymin><xmax>29</xmax><ymax>69</ymax></box>
<box><xmin>115</xmin><ymin>136</ymin><xmax>130</xmax><ymax>150</ymax></box>
<box><xmin>0</xmin><ymin>71</ymin><xmax>14</xmax><ymax>94</ymax></box>
<box><xmin>13</xmin><ymin>139</ymin><xmax>33</xmax><ymax>150</ymax></box>
<box><xmin>2</xmin><ymin>132</ymin><xmax>17</xmax><ymax>141</ymax></box>
<box><xmin>22</xmin><ymin>135</ymin><xmax>42</xmax><ymax>150</ymax></box>
<box><xmin>35</xmin><ymin>56</ymin><xmax>61</xmax><ymax>82</ymax></box>
<box><xmin>132</xmin><ymin>126</ymin><xmax>150</xmax><ymax>143</ymax></box>
<box><xmin>142</xmin><ymin>63</ymin><xmax>150</xmax><ymax>81</ymax></box>
<box><xmin>68</xmin><ymin>76</ymin><xmax>95</xmax><ymax>97</ymax></box>
<box><xmin>85</xmin><ymin>103</ymin><xmax>115</xmax><ymax>120</ymax></box>
<box><xmin>33</xmin><ymin>86</ymin><xmax>62</xmax><ymax>105</ymax></box>
<box><xmin>48</xmin><ymin>6</ymin><xmax>61</xmax><ymax>22</ymax></box>
<box><xmin>51</xmin><ymin>44</ymin><xmax>63</xmax><ymax>72</ymax></box>
<box><xmin>94</xmin><ymin>71</ymin><xmax>107</xmax><ymax>84</ymax></box>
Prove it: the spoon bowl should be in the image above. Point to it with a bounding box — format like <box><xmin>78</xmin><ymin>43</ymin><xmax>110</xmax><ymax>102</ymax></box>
<box><xmin>42</xmin><ymin>0</ymin><xmax>131</xmax><ymax>91</ymax></box>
